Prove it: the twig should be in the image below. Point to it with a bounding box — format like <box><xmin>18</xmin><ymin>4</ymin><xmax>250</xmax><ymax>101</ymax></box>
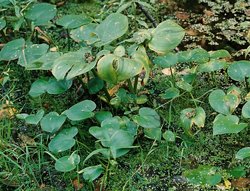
<box><xmin>135</xmin><ymin>2</ymin><xmax>157</xmax><ymax>28</ymax></box>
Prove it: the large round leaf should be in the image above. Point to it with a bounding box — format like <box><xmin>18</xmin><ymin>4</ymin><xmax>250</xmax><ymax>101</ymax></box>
<box><xmin>29</xmin><ymin>77</ymin><xmax>72</xmax><ymax>97</ymax></box>
<box><xmin>56</xmin><ymin>14</ymin><xmax>91</xmax><ymax>29</ymax></box>
<box><xmin>148</xmin><ymin>20</ymin><xmax>185</xmax><ymax>54</ymax></box>
<box><xmin>16</xmin><ymin>109</ymin><xmax>44</xmax><ymax>125</ymax></box>
<box><xmin>52</xmin><ymin>49</ymin><xmax>95</xmax><ymax>80</ymax></box>
<box><xmin>213</xmin><ymin>114</ymin><xmax>247</xmax><ymax>135</ymax></box>
<box><xmin>40</xmin><ymin>112</ymin><xmax>66</xmax><ymax>133</ymax></box>
<box><xmin>198</xmin><ymin>60</ymin><xmax>228</xmax><ymax>73</ymax></box>
<box><xmin>209</xmin><ymin>89</ymin><xmax>239</xmax><ymax>115</ymax></box>
<box><xmin>228</xmin><ymin>61</ymin><xmax>250</xmax><ymax>81</ymax></box>
<box><xmin>0</xmin><ymin>38</ymin><xmax>25</xmax><ymax>61</ymax></box>
<box><xmin>95</xmin><ymin>13</ymin><xmax>128</xmax><ymax>46</ymax></box>
<box><xmin>55</xmin><ymin>153</ymin><xmax>80</xmax><ymax>172</ymax></box>
<box><xmin>236</xmin><ymin>147</ymin><xmax>250</xmax><ymax>160</ymax></box>
<box><xmin>17</xmin><ymin>43</ymin><xmax>49</xmax><ymax>67</ymax></box>
<box><xmin>209</xmin><ymin>50</ymin><xmax>231</xmax><ymax>60</ymax></box>
<box><xmin>49</xmin><ymin>127</ymin><xmax>78</xmax><ymax>153</ymax></box>
<box><xmin>63</xmin><ymin>100</ymin><xmax>96</xmax><ymax>121</ymax></box>
<box><xmin>25</xmin><ymin>3</ymin><xmax>57</xmax><ymax>26</ymax></box>
<box><xmin>132</xmin><ymin>107</ymin><xmax>160</xmax><ymax>128</ymax></box>
<box><xmin>70</xmin><ymin>23</ymin><xmax>99</xmax><ymax>44</ymax></box>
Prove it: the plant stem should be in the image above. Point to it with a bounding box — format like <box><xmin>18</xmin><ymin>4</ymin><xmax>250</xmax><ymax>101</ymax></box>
<box><xmin>133</xmin><ymin>75</ymin><xmax>139</xmax><ymax>94</ymax></box>
<box><xmin>66</xmin><ymin>29</ymin><xmax>70</xmax><ymax>51</ymax></box>
<box><xmin>127</xmin><ymin>79</ymin><xmax>134</xmax><ymax>93</ymax></box>
<box><xmin>135</xmin><ymin>2</ymin><xmax>157</xmax><ymax>27</ymax></box>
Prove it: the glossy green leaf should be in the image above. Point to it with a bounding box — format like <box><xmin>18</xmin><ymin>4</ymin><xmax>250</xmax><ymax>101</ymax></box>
<box><xmin>228</xmin><ymin>61</ymin><xmax>250</xmax><ymax>81</ymax></box>
<box><xmin>209</xmin><ymin>50</ymin><xmax>231</xmax><ymax>60</ymax></box>
<box><xmin>160</xmin><ymin>87</ymin><xmax>180</xmax><ymax>99</ymax></box>
<box><xmin>183</xmin><ymin>166</ymin><xmax>222</xmax><ymax>186</ymax></box>
<box><xmin>49</xmin><ymin>127</ymin><xmax>78</xmax><ymax>153</ymax></box>
<box><xmin>52</xmin><ymin>49</ymin><xmax>95</xmax><ymax>80</ymax></box>
<box><xmin>95</xmin><ymin>13</ymin><xmax>128</xmax><ymax>46</ymax></box>
<box><xmin>236</xmin><ymin>147</ymin><xmax>250</xmax><ymax>160</ymax></box>
<box><xmin>17</xmin><ymin>44</ymin><xmax>49</xmax><ymax>67</ymax></box>
<box><xmin>228</xmin><ymin>166</ymin><xmax>246</xmax><ymax>178</ymax></box>
<box><xmin>177</xmin><ymin>48</ymin><xmax>210</xmax><ymax>64</ymax></box>
<box><xmin>25</xmin><ymin>3</ymin><xmax>57</xmax><ymax>26</ymax></box>
<box><xmin>16</xmin><ymin>109</ymin><xmax>44</xmax><ymax>125</ymax></box>
<box><xmin>148</xmin><ymin>20</ymin><xmax>185</xmax><ymax>54</ymax></box>
<box><xmin>29</xmin><ymin>78</ymin><xmax>72</xmax><ymax>97</ymax></box>
<box><xmin>0</xmin><ymin>18</ymin><xmax>6</xmax><ymax>30</ymax></box>
<box><xmin>40</xmin><ymin>112</ymin><xmax>66</xmax><ymax>133</ymax></box>
<box><xmin>209</xmin><ymin>89</ymin><xmax>239</xmax><ymax>115</ymax></box>
<box><xmin>132</xmin><ymin>107</ymin><xmax>160</xmax><ymax>128</ymax></box>
<box><xmin>70</xmin><ymin>23</ymin><xmax>98</xmax><ymax>44</ymax></box>
<box><xmin>180</xmin><ymin>107</ymin><xmax>206</xmax><ymax>135</ymax></box>
<box><xmin>63</xmin><ymin>100</ymin><xmax>96</xmax><ymax>121</ymax></box>
<box><xmin>55</xmin><ymin>153</ymin><xmax>80</xmax><ymax>172</ymax></box>
<box><xmin>56</xmin><ymin>14</ymin><xmax>91</xmax><ymax>29</ymax></box>
<box><xmin>213</xmin><ymin>114</ymin><xmax>247</xmax><ymax>135</ymax></box>
<box><xmin>0</xmin><ymin>38</ymin><xmax>25</xmax><ymax>61</ymax></box>
<box><xmin>163</xmin><ymin>130</ymin><xmax>176</xmax><ymax>142</ymax></box>
<box><xmin>198</xmin><ymin>60</ymin><xmax>228</xmax><ymax>73</ymax></box>
<box><xmin>153</xmin><ymin>52</ymin><xmax>178</xmax><ymax>68</ymax></box>
<box><xmin>82</xmin><ymin>165</ymin><xmax>104</xmax><ymax>182</ymax></box>
<box><xmin>97</xmin><ymin>52</ymin><xmax>143</xmax><ymax>84</ymax></box>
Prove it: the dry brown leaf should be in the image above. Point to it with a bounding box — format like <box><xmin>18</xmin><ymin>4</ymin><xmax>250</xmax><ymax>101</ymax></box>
<box><xmin>162</xmin><ymin>68</ymin><xmax>175</xmax><ymax>76</ymax></box>
<box><xmin>231</xmin><ymin>178</ymin><xmax>250</xmax><ymax>189</ymax></box>
<box><xmin>72</xmin><ymin>179</ymin><xmax>83</xmax><ymax>190</ymax></box>
<box><xmin>204</xmin><ymin>9</ymin><xmax>214</xmax><ymax>17</ymax></box>
<box><xmin>185</xmin><ymin>29</ymin><xmax>199</xmax><ymax>36</ymax></box>
<box><xmin>108</xmin><ymin>82</ymin><xmax>125</xmax><ymax>96</ymax></box>
<box><xmin>0</xmin><ymin>102</ymin><xmax>17</xmax><ymax>119</ymax></box>
<box><xmin>175</xmin><ymin>11</ymin><xmax>190</xmax><ymax>20</ymax></box>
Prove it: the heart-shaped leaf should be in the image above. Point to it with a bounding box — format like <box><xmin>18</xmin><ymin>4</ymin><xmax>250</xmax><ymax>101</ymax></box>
<box><xmin>95</xmin><ymin>111</ymin><xmax>112</xmax><ymax>124</ymax></box>
<box><xmin>228</xmin><ymin>61</ymin><xmax>250</xmax><ymax>81</ymax></box>
<box><xmin>177</xmin><ymin>48</ymin><xmax>210</xmax><ymax>64</ymax></box>
<box><xmin>209</xmin><ymin>89</ymin><xmax>240</xmax><ymax>115</ymax></box>
<box><xmin>63</xmin><ymin>100</ymin><xmax>96</xmax><ymax>121</ymax></box>
<box><xmin>236</xmin><ymin>147</ymin><xmax>250</xmax><ymax>160</ymax></box>
<box><xmin>40</xmin><ymin>112</ymin><xmax>66</xmax><ymax>133</ymax></box>
<box><xmin>55</xmin><ymin>153</ymin><xmax>80</xmax><ymax>172</ymax></box>
<box><xmin>29</xmin><ymin>77</ymin><xmax>72</xmax><ymax>97</ymax></box>
<box><xmin>213</xmin><ymin>114</ymin><xmax>247</xmax><ymax>135</ymax></box>
<box><xmin>148</xmin><ymin>20</ymin><xmax>185</xmax><ymax>54</ymax></box>
<box><xmin>17</xmin><ymin>43</ymin><xmax>49</xmax><ymax>67</ymax></box>
<box><xmin>52</xmin><ymin>49</ymin><xmax>95</xmax><ymax>80</ymax></box>
<box><xmin>49</xmin><ymin>127</ymin><xmax>78</xmax><ymax>153</ymax></box>
<box><xmin>95</xmin><ymin>13</ymin><xmax>128</xmax><ymax>46</ymax></box>
<box><xmin>0</xmin><ymin>38</ymin><xmax>25</xmax><ymax>61</ymax></box>
<box><xmin>16</xmin><ymin>109</ymin><xmax>44</xmax><ymax>125</ymax></box>
<box><xmin>25</xmin><ymin>3</ymin><xmax>57</xmax><ymax>26</ymax></box>
<box><xmin>70</xmin><ymin>23</ymin><xmax>98</xmax><ymax>44</ymax></box>
<box><xmin>82</xmin><ymin>165</ymin><xmax>104</xmax><ymax>182</ymax></box>
<box><xmin>153</xmin><ymin>52</ymin><xmax>178</xmax><ymax>68</ymax></box>
<box><xmin>56</xmin><ymin>14</ymin><xmax>91</xmax><ymax>29</ymax></box>
<box><xmin>132</xmin><ymin>107</ymin><xmax>160</xmax><ymax>128</ymax></box>
<box><xmin>144</xmin><ymin>128</ymin><xmax>162</xmax><ymax>141</ymax></box>
<box><xmin>160</xmin><ymin>87</ymin><xmax>180</xmax><ymax>99</ymax></box>
<box><xmin>198</xmin><ymin>60</ymin><xmax>228</xmax><ymax>73</ymax></box>
<box><xmin>180</xmin><ymin>107</ymin><xmax>206</xmax><ymax>135</ymax></box>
